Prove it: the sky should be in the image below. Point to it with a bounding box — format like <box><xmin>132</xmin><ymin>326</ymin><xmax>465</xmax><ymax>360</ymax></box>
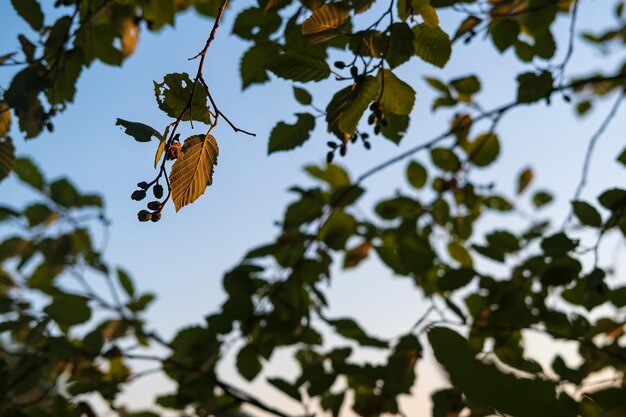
<box><xmin>1</xmin><ymin>0</ymin><xmax>625</xmax><ymax>415</ymax></box>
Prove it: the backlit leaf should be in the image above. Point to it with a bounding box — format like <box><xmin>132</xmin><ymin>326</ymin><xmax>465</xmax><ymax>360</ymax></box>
<box><xmin>572</xmin><ymin>201</ymin><xmax>602</xmax><ymax>227</ymax></box>
<box><xmin>0</xmin><ymin>138</ymin><xmax>15</xmax><ymax>184</ymax></box>
<box><xmin>0</xmin><ymin>102</ymin><xmax>11</xmax><ymax>138</ymax></box>
<box><xmin>377</xmin><ymin>69</ymin><xmax>416</xmax><ymax>115</ymax></box>
<box><xmin>267</xmin><ymin>52</ymin><xmax>331</xmax><ymax>82</ymax></box>
<box><xmin>268</xmin><ymin>113</ymin><xmax>315</xmax><ymax>154</ymax></box>
<box><xmin>517</xmin><ymin>71</ymin><xmax>553</xmax><ymax>104</ymax></box>
<box><xmin>169</xmin><ymin>133</ymin><xmax>219</xmax><ymax>211</ymax></box>
<box><xmin>11</xmin><ymin>0</ymin><xmax>44</xmax><ymax>30</ymax></box>
<box><xmin>302</xmin><ymin>4</ymin><xmax>349</xmax><ymax>43</ymax></box>
<box><xmin>241</xmin><ymin>41</ymin><xmax>280</xmax><ymax>89</ymax></box>
<box><xmin>517</xmin><ymin>167</ymin><xmax>534</xmax><ymax>194</ymax></box>
<box><xmin>413</xmin><ymin>24</ymin><xmax>451</xmax><ymax>68</ymax></box>
<box><xmin>116</xmin><ymin>119</ymin><xmax>162</xmax><ymax>143</ymax></box>
<box><xmin>154</xmin><ymin>73</ymin><xmax>212</xmax><ymax>124</ymax></box>
<box><xmin>326</xmin><ymin>76</ymin><xmax>380</xmax><ymax>136</ymax></box>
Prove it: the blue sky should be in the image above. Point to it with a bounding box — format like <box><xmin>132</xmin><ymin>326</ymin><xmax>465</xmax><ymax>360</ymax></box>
<box><xmin>1</xmin><ymin>1</ymin><xmax>625</xmax><ymax>415</ymax></box>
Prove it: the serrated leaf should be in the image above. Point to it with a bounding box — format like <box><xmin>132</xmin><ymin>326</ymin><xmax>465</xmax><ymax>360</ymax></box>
<box><xmin>412</xmin><ymin>24</ymin><xmax>451</xmax><ymax>68</ymax></box>
<box><xmin>116</xmin><ymin>118</ymin><xmax>162</xmax><ymax>143</ymax></box>
<box><xmin>11</xmin><ymin>0</ymin><xmax>44</xmax><ymax>30</ymax></box>
<box><xmin>517</xmin><ymin>167</ymin><xmax>534</xmax><ymax>194</ymax></box>
<box><xmin>326</xmin><ymin>76</ymin><xmax>380</xmax><ymax>136</ymax></box>
<box><xmin>154</xmin><ymin>73</ymin><xmax>212</xmax><ymax>123</ymax></box>
<box><xmin>169</xmin><ymin>133</ymin><xmax>219</xmax><ymax>211</ymax></box>
<box><xmin>240</xmin><ymin>41</ymin><xmax>280</xmax><ymax>89</ymax></box>
<box><xmin>293</xmin><ymin>86</ymin><xmax>312</xmax><ymax>105</ymax></box>
<box><xmin>266</xmin><ymin>52</ymin><xmax>330</xmax><ymax>82</ymax></box>
<box><xmin>517</xmin><ymin>71</ymin><xmax>553</xmax><ymax>104</ymax></box>
<box><xmin>377</xmin><ymin>69</ymin><xmax>415</xmax><ymax>115</ymax></box>
<box><xmin>0</xmin><ymin>138</ymin><xmax>15</xmax><ymax>184</ymax></box>
<box><xmin>397</xmin><ymin>0</ymin><xmax>429</xmax><ymax>21</ymax></box>
<box><xmin>0</xmin><ymin>102</ymin><xmax>11</xmax><ymax>138</ymax></box>
<box><xmin>268</xmin><ymin>113</ymin><xmax>315</xmax><ymax>154</ymax></box>
<box><xmin>302</xmin><ymin>4</ymin><xmax>349</xmax><ymax>43</ymax></box>
<box><xmin>384</xmin><ymin>23</ymin><xmax>415</xmax><ymax>68</ymax></box>
<box><xmin>572</xmin><ymin>201</ymin><xmax>602</xmax><ymax>228</ymax></box>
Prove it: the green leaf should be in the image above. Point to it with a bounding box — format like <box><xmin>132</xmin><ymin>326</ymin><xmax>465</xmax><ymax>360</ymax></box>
<box><xmin>431</xmin><ymin>148</ymin><xmax>460</xmax><ymax>172</ymax></box>
<box><xmin>50</xmin><ymin>179</ymin><xmax>80</xmax><ymax>207</ymax></box>
<box><xmin>377</xmin><ymin>69</ymin><xmax>416</xmax><ymax>115</ymax></box>
<box><xmin>541</xmin><ymin>233</ymin><xmax>578</xmax><ymax>257</ymax></box>
<box><xmin>293</xmin><ymin>86</ymin><xmax>312</xmax><ymax>105</ymax></box>
<box><xmin>116</xmin><ymin>119</ymin><xmax>162</xmax><ymax>143</ymax></box>
<box><xmin>143</xmin><ymin>0</ymin><xmax>176</xmax><ymax>30</ymax></box>
<box><xmin>407</xmin><ymin>160</ymin><xmax>427</xmax><ymax>189</ymax></box>
<box><xmin>305</xmin><ymin>164</ymin><xmax>351</xmax><ymax>188</ymax></box>
<box><xmin>326</xmin><ymin>76</ymin><xmax>380</xmax><ymax>136</ymax></box>
<box><xmin>267</xmin><ymin>377</ymin><xmax>302</xmax><ymax>401</ymax></box>
<box><xmin>397</xmin><ymin>0</ymin><xmax>430</xmax><ymax>20</ymax></box>
<box><xmin>598</xmin><ymin>188</ymin><xmax>626</xmax><ymax>210</ymax></box>
<box><xmin>465</xmin><ymin>133</ymin><xmax>500</xmax><ymax>167</ymax></box>
<box><xmin>268</xmin><ymin>113</ymin><xmax>315</xmax><ymax>154</ymax></box>
<box><xmin>572</xmin><ymin>201</ymin><xmax>602</xmax><ymax>227</ymax></box>
<box><xmin>0</xmin><ymin>102</ymin><xmax>11</xmax><ymax>138</ymax></box>
<box><xmin>517</xmin><ymin>71</ymin><xmax>553</xmax><ymax>104</ymax></box>
<box><xmin>24</xmin><ymin>203</ymin><xmax>57</xmax><ymax>227</ymax></box>
<box><xmin>428</xmin><ymin>327</ymin><xmax>560</xmax><ymax>417</ymax></box>
<box><xmin>380</xmin><ymin>112</ymin><xmax>409</xmax><ymax>144</ymax></box>
<box><xmin>237</xmin><ymin>345</ymin><xmax>262</xmax><ymax>381</ymax></box>
<box><xmin>11</xmin><ymin>0</ymin><xmax>44</xmax><ymax>30</ymax></box>
<box><xmin>432</xmin><ymin>388</ymin><xmax>464</xmax><ymax>417</ymax></box>
<box><xmin>617</xmin><ymin>147</ymin><xmax>626</xmax><ymax>166</ymax></box>
<box><xmin>448</xmin><ymin>241</ymin><xmax>473</xmax><ymax>267</ymax></box>
<box><xmin>483</xmin><ymin>195</ymin><xmax>513</xmax><ymax>211</ymax></box>
<box><xmin>0</xmin><ymin>138</ymin><xmax>15</xmax><ymax>184</ymax></box>
<box><xmin>384</xmin><ymin>23</ymin><xmax>415</xmax><ymax>68</ymax></box>
<box><xmin>319</xmin><ymin>210</ymin><xmax>357</xmax><ymax>250</ymax></box>
<box><xmin>117</xmin><ymin>268</ymin><xmax>135</xmax><ymax>298</ymax></box>
<box><xmin>327</xmin><ymin>317</ymin><xmax>387</xmax><ymax>348</ymax></box>
<box><xmin>240</xmin><ymin>41</ymin><xmax>280</xmax><ymax>89</ymax></box>
<box><xmin>267</xmin><ymin>52</ymin><xmax>331</xmax><ymax>82</ymax></box>
<box><xmin>412</xmin><ymin>24</ymin><xmax>451</xmax><ymax>68</ymax></box>
<box><xmin>532</xmin><ymin>190</ymin><xmax>553</xmax><ymax>208</ymax></box>
<box><xmin>490</xmin><ymin>18</ymin><xmax>520</xmax><ymax>52</ymax></box>
<box><xmin>45</xmin><ymin>294</ymin><xmax>91</xmax><ymax>326</ymax></box>
<box><xmin>46</xmin><ymin>48</ymin><xmax>84</xmax><ymax>105</ymax></box>
<box><xmin>14</xmin><ymin>157</ymin><xmax>44</xmax><ymax>190</ymax></box>
<box><xmin>169</xmin><ymin>133</ymin><xmax>219</xmax><ymax>211</ymax></box>
<box><xmin>438</xmin><ymin>268</ymin><xmax>475</xmax><ymax>292</ymax></box>
<box><xmin>301</xmin><ymin>4</ymin><xmax>349</xmax><ymax>43</ymax></box>
<box><xmin>154</xmin><ymin>73</ymin><xmax>212</xmax><ymax>124</ymax></box>
<box><xmin>450</xmin><ymin>75</ymin><xmax>480</xmax><ymax>96</ymax></box>
<box><xmin>517</xmin><ymin>167</ymin><xmax>534</xmax><ymax>194</ymax></box>
<box><xmin>232</xmin><ymin>8</ymin><xmax>281</xmax><ymax>40</ymax></box>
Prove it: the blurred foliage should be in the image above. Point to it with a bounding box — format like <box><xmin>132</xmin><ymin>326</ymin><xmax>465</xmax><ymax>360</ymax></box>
<box><xmin>1</xmin><ymin>0</ymin><xmax>626</xmax><ymax>416</ymax></box>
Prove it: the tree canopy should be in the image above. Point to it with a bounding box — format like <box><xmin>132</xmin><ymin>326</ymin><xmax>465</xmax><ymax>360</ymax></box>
<box><xmin>1</xmin><ymin>0</ymin><xmax>626</xmax><ymax>416</ymax></box>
